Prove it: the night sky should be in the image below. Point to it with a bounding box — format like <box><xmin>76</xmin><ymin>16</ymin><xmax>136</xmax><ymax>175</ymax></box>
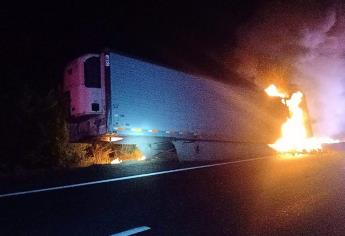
<box><xmin>2</xmin><ymin>0</ymin><xmax>264</xmax><ymax>92</ymax></box>
<box><xmin>2</xmin><ymin>1</ymin><xmax>337</xmax><ymax>110</ymax></box>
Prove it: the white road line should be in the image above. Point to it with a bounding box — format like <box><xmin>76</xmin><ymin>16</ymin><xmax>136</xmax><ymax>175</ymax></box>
<box><xmin>0</xmin><ymin>156</ymin><xmax>269</xmax><ymax>198</ymax></box>
<box><xmin>110</xmin><ymin>226</ymin><xmax>151</xmax><ymax>236</ymax></box>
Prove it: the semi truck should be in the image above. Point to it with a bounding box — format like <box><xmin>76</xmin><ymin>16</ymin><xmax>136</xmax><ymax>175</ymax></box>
<box><xmin>63</xmin><ymin>51</ymin><xmax>286</xmax><ymax>161</ymax></box>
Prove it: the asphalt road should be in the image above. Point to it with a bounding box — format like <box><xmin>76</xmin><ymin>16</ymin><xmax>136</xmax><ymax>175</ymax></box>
<box><xmin>1</xmin><ymin>153</ymin><xmax>345</xmax><ymax>235</ymax></box>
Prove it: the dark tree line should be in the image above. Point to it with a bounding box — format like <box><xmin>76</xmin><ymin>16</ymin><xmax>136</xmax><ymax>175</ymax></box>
<box><xmin>0</xmin><ymin>82</ymin><xmax>73</xmax><ymax>174</ymax></box>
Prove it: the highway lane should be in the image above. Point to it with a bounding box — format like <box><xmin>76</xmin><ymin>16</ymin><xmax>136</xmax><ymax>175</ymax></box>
<box><xmin>1</xmin><ymin>153</ymin><xmax>345</xmax><ymax>235</ymax></box>
<box><xmin>0</xmin><ymin>157</ymin><xmax>263</xmax><ymax>195</ymax></box>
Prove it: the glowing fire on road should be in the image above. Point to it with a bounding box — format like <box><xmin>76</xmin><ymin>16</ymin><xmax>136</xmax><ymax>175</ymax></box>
<box><xmin>265</xmin><ymin>84</ymin><xmax>338</xmax><ymax>153</ymax></box>
<box><xmin>111</xmin><ymin>158</ymin><xmax>122</xmax><ymax>164</ymax></box>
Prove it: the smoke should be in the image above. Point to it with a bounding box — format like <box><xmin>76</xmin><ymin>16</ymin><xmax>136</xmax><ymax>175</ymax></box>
<box><xmin>233</xmin><ymin>0</ymin><xmax>345</xmax><ymax>139</ymax></box>
<box><xmin>294</xmin><ymin>7</ymin><xmax>345</xmax><ymax>139</ymax></box>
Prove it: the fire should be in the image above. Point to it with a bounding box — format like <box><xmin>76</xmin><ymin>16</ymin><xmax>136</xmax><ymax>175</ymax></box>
<box><xmin>265</xmin><ymin>84</ymin><xmax>287</xmax><ymax>98</ymax></box>
<box><xmin>111</xmin><ymin>158</ymin><xmax>122</xmax><ymax>164</ymax></box>
<box><xmin>265</xmin><ymin>84</ymin><xmax>338</xmax><ymax>153</ymax></box>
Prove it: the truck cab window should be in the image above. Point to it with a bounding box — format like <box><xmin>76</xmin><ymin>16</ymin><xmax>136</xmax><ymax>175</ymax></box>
<box><xmin>84</xmin><ymin>57</ymin><xmax>101</xmax><ymax>88</ymax></box>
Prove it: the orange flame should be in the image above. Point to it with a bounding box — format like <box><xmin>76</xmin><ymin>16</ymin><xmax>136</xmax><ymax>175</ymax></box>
<box><xmin>265</xmin><ymin>84</ymin><xmax>338</xmax><ymax>153</ymax></box>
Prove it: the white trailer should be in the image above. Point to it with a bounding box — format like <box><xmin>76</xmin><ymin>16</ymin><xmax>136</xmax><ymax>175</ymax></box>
<box><xmin>63</xmin><ymin>51</ymin><xmax>286</xmax><ymax>161</ymax></box>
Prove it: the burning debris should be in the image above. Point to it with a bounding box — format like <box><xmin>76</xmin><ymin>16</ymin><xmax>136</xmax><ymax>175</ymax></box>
<box><xmin>265</xmin><ymin>84</ymin><xmax>339</xmax><ymax>153</ymax></box>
